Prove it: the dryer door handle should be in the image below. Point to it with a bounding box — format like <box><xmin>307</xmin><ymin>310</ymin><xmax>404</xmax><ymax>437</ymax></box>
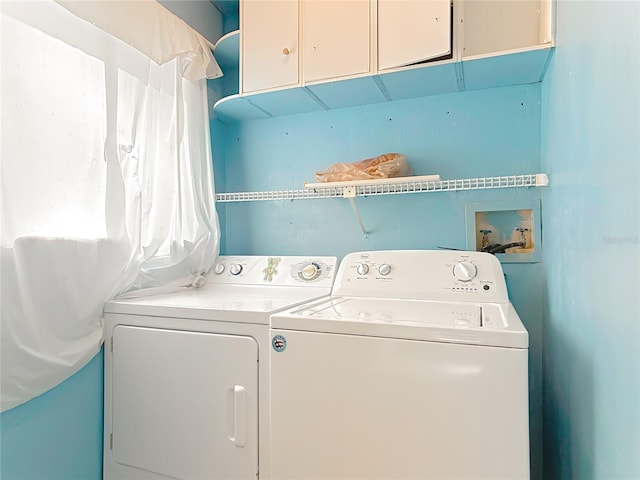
<box><xmin>230</xmin><ymin>385</ymin><xmax>246</xmax><ymax>447</ymax></box>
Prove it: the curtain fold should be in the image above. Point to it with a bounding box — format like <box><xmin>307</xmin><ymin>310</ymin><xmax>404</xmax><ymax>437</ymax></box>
<box><xmin>0</xmin><ymin>0</ymin><xmax>220</xmax><ymax>411</ymax></box>
<box><xmin>54</xmin><ymin>0</ymin><xmax>223</xmax><ymax>81</ymax></box>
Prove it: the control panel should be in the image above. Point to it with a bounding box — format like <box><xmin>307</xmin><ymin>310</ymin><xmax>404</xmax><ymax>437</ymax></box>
<box><xmin>210</xmin><ymin>256</ymin><xmax>338</xmax><ymax>287</ymax></box>
<box><xmin>332</xmin><ymin>250</ymin><xmax>509</xmax><ymax>303</ymax></box>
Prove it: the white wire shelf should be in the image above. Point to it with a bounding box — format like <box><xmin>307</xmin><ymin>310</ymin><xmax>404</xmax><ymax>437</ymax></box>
<box><xmin>215</xmin><ymin>173</ymin><xmax>549</xmax><ymax>203</ymax></box>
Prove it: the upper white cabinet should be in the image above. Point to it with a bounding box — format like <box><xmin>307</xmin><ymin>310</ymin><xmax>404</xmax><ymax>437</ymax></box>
<box><xmin>241</xmin><ymin>0</ymin><xmax>299</xmax><ymax>94</ymax></box>
<box><xmin>378</xmin><ymin>0</ymin><xmax>452</xmax><ymax>71</ymax></box>
<box><xmin>213</xmin><ymin>0</ymin><xmax>555</xmax><ymax>122</ymax></box>
<box><xmin>302</xmin><ymin>0</ymin><xmax>372</xmax><ymax>83</ymax></box>
<box><xmin>458</xmin><ymin>0</ymin><xmax>553</xmax><ymax>91</ymax></box>
<box><xmin>460</xmin><ymin>0</ymin><xmax>553</xmax><ymax>59</ymax></box>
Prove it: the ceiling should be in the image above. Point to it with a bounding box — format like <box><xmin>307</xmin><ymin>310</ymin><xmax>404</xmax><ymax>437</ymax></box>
<box><xmin>210</xmin><ymin>0</ymin><xmax>238</xmax><ymax>17</ymax></box>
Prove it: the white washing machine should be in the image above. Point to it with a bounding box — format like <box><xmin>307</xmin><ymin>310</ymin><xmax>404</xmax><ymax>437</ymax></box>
<box><xmin>270</xmin><ymin>250</ymin><xmax>530</xmax><ymax>480</ymax></box>
<box><xmin>103</xmin><ymin>255</ymin><xmax>337</xmax><ymax>480</ymax></box>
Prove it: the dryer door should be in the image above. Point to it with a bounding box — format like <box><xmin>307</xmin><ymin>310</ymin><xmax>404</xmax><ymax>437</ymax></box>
<box><xmin>111</xmin><ymin>325</ymin><xmax>258</xmax><ymax>479</ymax></box>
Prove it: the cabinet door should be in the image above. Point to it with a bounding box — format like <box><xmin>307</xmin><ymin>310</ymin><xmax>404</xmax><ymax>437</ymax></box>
<box><xmin>242</xmin><ymin>0</ymin><xmax>299</xmax><ymax>94</ymax></box>
<box><xmin>111</xmin><ymin>326</ymin><xmax>258</xmax><ymax>480</ymax></box>
<box><xmin>378</xmin><ymin>0</ymin><xmax>451</xmax><ymax>71</ymax></box>
<box><xmin>461</xmin><ymin>0</ymin><xmax>550</xmax><ymax>58</ymax></box>
<box><xmin>302</xmin><ymin>0</ymin><xmax>371</xmax><ymax>83</ymax></box>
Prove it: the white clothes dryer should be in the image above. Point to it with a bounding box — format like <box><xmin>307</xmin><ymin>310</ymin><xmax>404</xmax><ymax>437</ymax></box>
<box><xmin>103</xmin><ymin>255</ymin><xmax>337</xmax><ymax>480</ymax></box>
<box><xmin>270</xmin><ymin>250</ymin><xmax>529</xmax><ymax>480</ymax></box>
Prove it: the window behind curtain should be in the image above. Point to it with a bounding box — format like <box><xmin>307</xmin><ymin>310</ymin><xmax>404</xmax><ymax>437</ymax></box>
<box><xmin>1</xmin><ymin>0</ymin><xmax>219</xmax><ymax>411</ymax></box>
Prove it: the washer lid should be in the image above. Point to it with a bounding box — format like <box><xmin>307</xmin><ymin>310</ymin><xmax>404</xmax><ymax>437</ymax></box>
<box><xmin>271</xmin><ymin>297</ymin><xmax>528</xmax><ymax>348</ymax></box>
<box><xmin>296</xmin><ymin>297</ymin><xmax>482</xmax><ymax>327</ymax></box>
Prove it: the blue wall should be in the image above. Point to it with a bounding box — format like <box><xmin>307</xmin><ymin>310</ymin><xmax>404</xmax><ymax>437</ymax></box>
<box><xmin>158</xmin><ymin>0</ymin><xmax>223</xmax><ymax>44</ymax></box>
<box><xmin>541</xmin><ymin>1</ymin><xmax>640</xmax><ymax>479</ymax></box>
<box><xmin>213</xmin><ymin>84</ymin><xmax>542</xmax><ymax>255</ymax></box>
<box><xmin>0</xmin><ymin>350</ymin><xmax>104</xmax><ymax>480</ymax></box>
<box><xmin>212</xmin><ymin>83</ymin><xmax>546</xmax><ymax>478</ymax></box>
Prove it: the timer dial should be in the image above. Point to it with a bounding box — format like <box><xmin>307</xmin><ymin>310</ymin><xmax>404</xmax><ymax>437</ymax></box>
<box><xmin>453</xmin><ymin>261</ymin><xmax>477</xmax><ymax>282</ymax></box>
<box><xmin>230</xmin><ymin>264</ymin><xmax>243</xmax><ymax>276</ymax></box>
<box><xmin>300</xmin><ymin>262</ymin><xmax>321</xmax><ymax>281</ymax></box>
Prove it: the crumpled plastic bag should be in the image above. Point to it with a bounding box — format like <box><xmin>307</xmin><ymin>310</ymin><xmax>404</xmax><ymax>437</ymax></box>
<box><xmin>315</xmin><ymin>153</ymin><xmax>412</xmax><ymax>182</ymax></box>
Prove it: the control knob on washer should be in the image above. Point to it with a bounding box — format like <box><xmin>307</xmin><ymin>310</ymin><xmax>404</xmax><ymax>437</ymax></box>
<box><xmin>356</xmin><ymin>263</ymin><xmax>369</xmax><ymax>276</ymax></box>
<box><xmin>453</xmin><ymin>261</ymin><xmax>477</xmax><ymax>282</ymax></box>
<box><xmin>378</xmin><ymin>264</ymin><xmax>392</xmax><ymax>276</ymax></box>
<box><xmin>230</xmin><ymin>264</ymin><xmax>243</xmax><ymax>276</ymax></box>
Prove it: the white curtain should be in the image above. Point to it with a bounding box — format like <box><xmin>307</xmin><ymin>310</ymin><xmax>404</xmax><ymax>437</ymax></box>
<box><xmin>1</xmin><ymin>0</ymin><xmax>220</xmax><ymax>411</ymax></box>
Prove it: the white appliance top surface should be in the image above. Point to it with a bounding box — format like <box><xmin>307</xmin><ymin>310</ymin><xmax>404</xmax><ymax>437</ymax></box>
<box><xmin>272</xmin><ymin>296</ymin><xmax>527</xmax><ymax>348</ymax></box>
<box><xmin>293</xmin><ymin>297</ymin><xmax>483</xmax><ymax>327</ymax></box>
<box><xmin>108</xmin><ymin>283</ymin><xmax>332</xmax><ymax>311</ymax></box>
<box><xmin>104</xmin><ymin>255</ymin><xmax>338</xmax><ymax>324</ymax></box>
<box><xmin>271</xmin><ymin>250</ymin><xmax>527</xmax><ymax>348</ymax></box>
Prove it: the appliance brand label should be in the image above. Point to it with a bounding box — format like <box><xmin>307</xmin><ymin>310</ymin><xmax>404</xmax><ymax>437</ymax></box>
<box><xmin>272</xmin><ymin>335</ymin><xmax>287</xmax><ymax>352</ymax></box>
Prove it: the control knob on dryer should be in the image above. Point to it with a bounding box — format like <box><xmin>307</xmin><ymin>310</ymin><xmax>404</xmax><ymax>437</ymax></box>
<box><xmin>300</xmin><ymin>262</ymin><xmax>320</xmax><ymax>281</ymax></box>
<box><xmin>453</xmin><ymin>261</ymin><xmax>477</xmax><ymax>282</ymax></box>
<box><xmin>230</xmin><ymin>264</ymin><xmax>243</xmax><ymax>276</ymax></box>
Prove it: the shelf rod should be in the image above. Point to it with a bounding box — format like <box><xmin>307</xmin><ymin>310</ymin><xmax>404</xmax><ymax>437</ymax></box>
<box><xmin>215</xmin><ymin>173</ymin><xmax>549</xmax><ymax>203</ymax></box>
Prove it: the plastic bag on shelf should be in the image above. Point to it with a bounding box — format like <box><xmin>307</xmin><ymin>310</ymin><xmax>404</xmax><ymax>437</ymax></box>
<box><xmin>315</xmin><ymin>153</ymin><xmax>412</xmax><ymax>183</ymax></box>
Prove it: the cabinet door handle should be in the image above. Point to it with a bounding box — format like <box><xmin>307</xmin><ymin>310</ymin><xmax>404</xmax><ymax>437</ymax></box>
<box><xmin>282</xmin><ymin>47</ymin><xmax>290</xmax><ymax>56</ymax></box>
